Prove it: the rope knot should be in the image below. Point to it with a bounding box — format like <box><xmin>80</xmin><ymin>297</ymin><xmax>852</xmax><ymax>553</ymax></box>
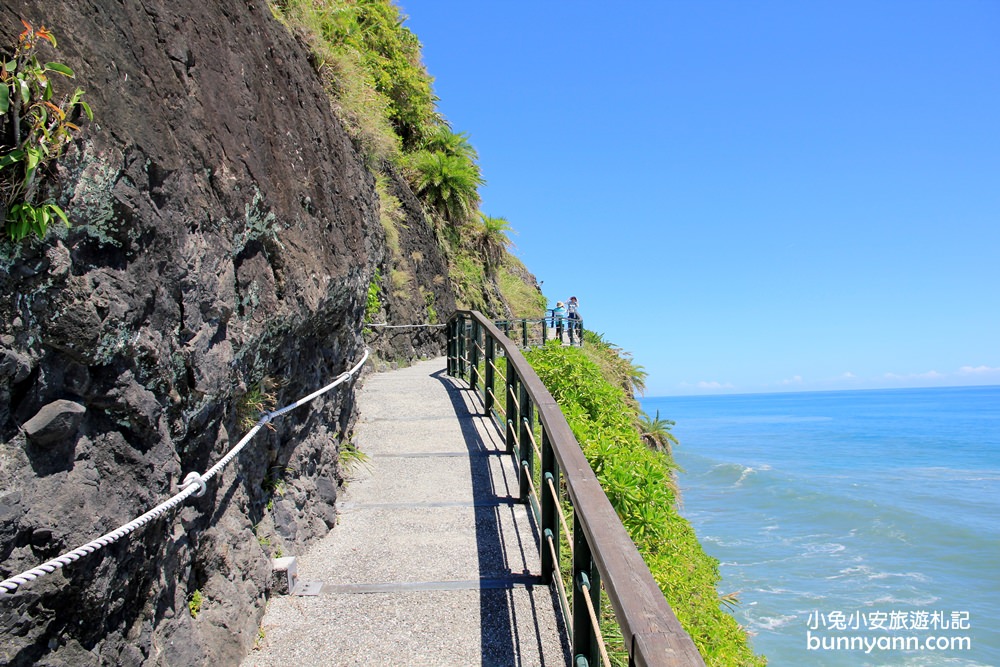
<box><xmin>183</xmin><ymin>472</ymin><xmax>207</xmax><ymax>498</ymax></box>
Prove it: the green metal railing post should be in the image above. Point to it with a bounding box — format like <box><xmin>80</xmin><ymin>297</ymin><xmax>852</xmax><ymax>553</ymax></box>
<box><xmin>573</xmin><ymin>513</ymin><xmax>601</xmax><ymax>666</ymax></box>
<box><xmin>542</xmin><ymin>316</ymin><xmax>548</xmax><ymax>344</ymax></box>
<box><xmin>457</xmin><ymin>316</ymin><xmax>467</xmax><ymax>380</ymax></box>
<box><xmin>452</xmin><ymin>318</ymin><xmax>460</xmax><ymax>374</ymax></box>
<box><xmin>505</xmin><ymin>356</ymin><xmax>518</xmax><ymax>454</ymax></box>
<box><xmin>518</xmin><ymin>385</ymin><xmax>533</xmax><ymax>501</ymax></box>
<box><xmin>540</xmin><ymin>428</ymin><xmax>559</xmax><ymax>585</ymax></box>
<box><xmin>521</xmin><ymin>319</ymin><xmax>529</xmax><ymax>348</ymax></box>
<box><xmin>446</xmin><ymin>319</ymin><xmax>455</xmax><ymax>376</ymax></box>
<box><xmin>470</xmin><ymin>319</ymin><xmax>481</xmax><ymax>391</ymax></box>
<box><xmin>484</xmin><ymin>334</ymin><xmax>496</xmax><ymax>414</ymax></box>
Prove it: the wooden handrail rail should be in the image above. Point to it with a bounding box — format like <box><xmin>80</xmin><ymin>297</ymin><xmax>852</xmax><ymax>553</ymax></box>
<box><xmin>447</xmin><ymin>311</ymin><xmax>704</xmax><ymax>667</ymax></box>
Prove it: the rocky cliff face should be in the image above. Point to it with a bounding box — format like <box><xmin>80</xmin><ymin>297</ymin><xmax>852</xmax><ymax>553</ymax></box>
<box><xmin>364</xmin><ymin>162</ymin><xmax>456</xmax><ymax>366</ymax></box>
<box><xmin>0</xmin><ymin>1</ymin><xmax>452</xmax><ymax>664</ymax></box>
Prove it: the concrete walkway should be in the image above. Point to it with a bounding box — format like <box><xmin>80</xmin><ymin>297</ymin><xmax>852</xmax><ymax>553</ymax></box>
<box><xmin>243</xmin><ymin>358</ymin><xmax>569</xmax><ymax>666</ymax></box>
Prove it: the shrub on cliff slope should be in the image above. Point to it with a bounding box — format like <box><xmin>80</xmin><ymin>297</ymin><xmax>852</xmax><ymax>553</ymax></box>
<box><xmin>525</xmin><ymin>341</ymin><xmax>767</xmax><ymax>666</ymax></box>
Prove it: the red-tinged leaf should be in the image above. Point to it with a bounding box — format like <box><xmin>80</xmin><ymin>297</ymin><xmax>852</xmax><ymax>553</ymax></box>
<box><xmin>37</xmin><ymin>27</ymin><xmax>56</xmax><ymax>47</ymax></box>
<box><xmin>42</xmin><ymin>100</ymin><xmax>64</xmax><ymax>118</ymax></box>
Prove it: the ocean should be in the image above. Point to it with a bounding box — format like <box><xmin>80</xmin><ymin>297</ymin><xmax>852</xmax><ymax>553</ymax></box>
<box><xmin>640</xmin><ymin>385</ymin><xmax>1000</xmax><ymax>667</ymax></box>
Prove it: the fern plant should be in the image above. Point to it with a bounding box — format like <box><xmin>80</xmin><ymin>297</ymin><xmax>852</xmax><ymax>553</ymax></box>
<box><xmin>406</xmin><ymin>149</ymin><xmax>483</xmax><ymax>225</ymax></box>
<box><xmin>477</xmin><ymin>214</ymin><xmax>514</xmax><ymax>278</ymax></box>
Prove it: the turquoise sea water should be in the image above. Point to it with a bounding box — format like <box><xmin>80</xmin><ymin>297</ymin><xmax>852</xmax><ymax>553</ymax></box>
<box><xmin>641</xmin><ymin>386</ymin><xmax>1000</xmax><ymax>667</ymax></box>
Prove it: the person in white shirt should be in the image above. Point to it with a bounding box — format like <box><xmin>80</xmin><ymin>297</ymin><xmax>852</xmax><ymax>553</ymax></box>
<box><xmin>566</xmin><ymin>296</ymin><xmax>580</xmax><ymax>338</ymax></box>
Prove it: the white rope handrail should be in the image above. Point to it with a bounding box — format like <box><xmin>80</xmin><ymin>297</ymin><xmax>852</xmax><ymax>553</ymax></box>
<box><xmin>547</xmin><ymin>476</ymin><xmax>574</xmax><ymax>556</ymax></box>
<box><xmin>0</xmin><ymin>348</ymin><xmax>370</xmax><ymax>595</ymax></box>
<box><xmin>523</xmin><ymin>420</ymin><xmax>542</xmax><ymax>464</ymax></box>
<box><xmin>580</xmin><ymin>574</ymin><xmax>613</xmax><ymax>667</ymax></box>
<box><xmin>365</xmin><ymin>323</ymin><xmax>446</xmax><ymax>328</ymax></box>
<box><xmin>546</xmin><ymin>532</ymin><xmax>573</xmax><ymax>636</ymax></box>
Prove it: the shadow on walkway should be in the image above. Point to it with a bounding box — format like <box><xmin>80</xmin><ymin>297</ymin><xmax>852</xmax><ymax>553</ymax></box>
<box><xmin>432</xmin><ymin>369</ymin><xmax>570</xmax><ymax>666</ymax></box>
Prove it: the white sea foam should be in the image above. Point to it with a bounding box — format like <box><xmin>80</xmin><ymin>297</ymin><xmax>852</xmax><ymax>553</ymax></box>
<box><xmin>897</xmin><ymin>657</ymin><xmax>995</xmax><ymax>667</ymax></box>
<box><xmin>827</xmin><ymin>564</ymin><xmax>872</xmax><ymax>580</ymax></box>
<box><xmin>866</xmin><ymin>570</ymin><xmax>929</xmax><ymax>582</ymax></box>
<box><xmin>802</xmin><ymin>542</ymin><xmax>846</xmax><ymax>556</ymax></box>
<box><xmin>735</xmin><ymin>463</ymin><xmax>772</xmax><ymax>486</ymax></box>
<box><xmin>750</xmin><ymin>613</ymin><xmax>798</xmax><ymax>630</ymax></box>
<box><xmin>735</xmin><ymin>466</ymin><xmax>755</xmax><ymax>486</ymax></box>
<box><xmin>757</xmin><ymin>586</ymin><xmax>827</xmax><ymax>601</ymax></box>
<box><xmin>869</xmin><ymin>592</ymin><xmax>941</xmax><ymax>606</ymax></box>
<box><xmin>705</xmin><ymin>535</ymin><xmax>747</xmax><ymax>547</ymax></box>
<box><xmin>829</xmin><ymin>564</ymin><xmax>932</xmax><ymax>584</ymax></box>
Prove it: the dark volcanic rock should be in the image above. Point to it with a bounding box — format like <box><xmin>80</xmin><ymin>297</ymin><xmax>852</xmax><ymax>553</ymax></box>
<box><xmin>365</xmin><ymin>162</ymin><xmax>457</xmax><ymax>365</ymax></box>
<box><xmin>22</xmin><ymin>400</ymin><xmax>86</xmax><ymax>447</ymax></box>
<box><xmin>0</xmin><ymin>1</ymin><xmax>417</xmax><ymax>665</ymax></box>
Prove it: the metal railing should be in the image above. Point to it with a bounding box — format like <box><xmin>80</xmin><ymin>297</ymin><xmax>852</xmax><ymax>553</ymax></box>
<box><xmin>492</xmin><ymin>313</ymin><xmax>585</xmax><ymax>349</ymax></box>
<box><xmin>447</xmin><ymin>311</ymin><xmax>704</xmax><ymax>667</ymax></box>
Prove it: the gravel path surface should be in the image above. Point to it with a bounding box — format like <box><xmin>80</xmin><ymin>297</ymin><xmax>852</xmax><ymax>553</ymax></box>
<box><xmin>242</xmin><ymin>358</ymin><xmax>570</xmax><ymax>666</ymax></box>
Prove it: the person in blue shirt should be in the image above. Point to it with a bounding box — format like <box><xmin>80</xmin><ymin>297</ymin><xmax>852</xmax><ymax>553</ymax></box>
<box><xmin>551</xmin><ymin>301</ymin><xmax>566</xmax><ymax>341</ymax></box>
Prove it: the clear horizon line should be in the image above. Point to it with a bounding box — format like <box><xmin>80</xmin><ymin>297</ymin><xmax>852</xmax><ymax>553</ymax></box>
<box><xmin>644</xmin><ymin>382</ymin><xmax>1000</xmax><ymax>400</ymax></box>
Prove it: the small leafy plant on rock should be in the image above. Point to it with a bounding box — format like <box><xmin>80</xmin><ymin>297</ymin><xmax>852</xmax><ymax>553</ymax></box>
<box><xmin>188</xmin><ymin>589</ymin><xmax>203</xmax><ymax>618</ymax></box>
<box><xmin>364</xmin><ymin>269</ymin><xmax>382</xmax><ymax>324</ymax></box>
<box><xmin>0</xmin><ymin>21</ymin><xmax>92</xmax><ymax>241</ymax></box>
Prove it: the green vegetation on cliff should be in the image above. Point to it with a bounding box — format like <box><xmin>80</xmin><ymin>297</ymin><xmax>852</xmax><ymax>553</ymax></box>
<box><xmin>526</xmin><ymin>336</ymin><xmax>766</xmax><ymax>666</ymax></box>
<box><xmin>270</xmin><ymin>0</ymin><xmax>542</xmax><ymax>320</ymax></box>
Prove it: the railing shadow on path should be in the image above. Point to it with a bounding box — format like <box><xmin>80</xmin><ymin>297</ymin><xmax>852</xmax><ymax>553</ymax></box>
<box><xmin>431</xmin><ymin>368</ymin><xmax>572</xmax><ymax>666</ymax></box>
<box><xmin>448</xmin><ymin>311</ymin><xmax>706</xmax><ymax>667</ymax></box>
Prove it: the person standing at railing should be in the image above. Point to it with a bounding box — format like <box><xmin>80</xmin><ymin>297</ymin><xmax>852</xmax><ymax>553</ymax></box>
<box><xmin>566</xmin><ymin>296</ymin><xmax>581</xmax><ymax>341</ymax></box>
<box><xmin>551</xmin><ymin>301</ymin><xmax>566</xmax><ymax>342</ymax></box>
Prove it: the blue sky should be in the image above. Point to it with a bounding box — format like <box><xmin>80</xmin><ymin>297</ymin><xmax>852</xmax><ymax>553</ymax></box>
<box><xmin>401</xmin><ymin>1</ymin><xmax>1000</xmax><ymax>396</ymax></box>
